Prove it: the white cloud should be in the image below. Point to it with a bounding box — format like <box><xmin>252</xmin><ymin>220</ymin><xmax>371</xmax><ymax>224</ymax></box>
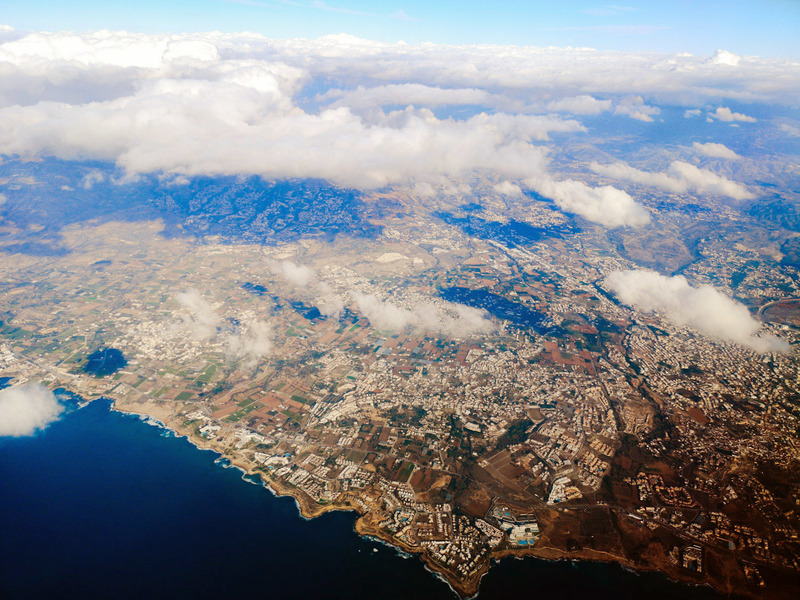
<box><xmin>318</xmin><ymin>83</ymin><xmax>498</xmax><ymax>110</ymax></box>
<box><xmin>81</xmin><ymin>169</ymin><xmax>106</xmax><ymax>189</ymax></box>
<box><xmin>684</xmin><ymin>109</ymin><xmax>701</xmax><ymax>118</ymax></box>
<box><xmin>315</xmin><ymin>292</ymin><xmax>345</xmax><ymax>318</ymax></box>
<box><xmin>270</xmin><ymin>261</ymin><xmax>345</xmax><ymax>317</ymax></box>
<box><xmin>272</xmin><ymin>260</ymin><xmax>317</xmax><ymax>287</ymax></box>
<box><xmin>708</xmin><ymin>49</ymin><xmax>740</xmax><ymax>67</ymax></box>
<box><xmin>527</xmin><ymin>178</ymin><xmax>651</xmax><ymax>228</ymax></box>
<box><xmin>545</xmin><ymin>95</ymin><xmax>612</xmax><ymax>115</ymax></box>
<box><xmin>0</xmin><ymin>383</ymin><xmax>64</xmax><ymax>436</ymax></box>
<box><xmin>493</xmin><ymin>181</ymin><xmax>522</xmax><ymax>196</ymax></box>
<box><xmin>707</xmin><ymin>107</ymin><xmax>756</xmax><ymax>123</ymax></box>
<box><xmin>590</xmin><ymin>160</ymin><xmax>754</xmax><ymax>200</ymax></box>
<box><xmin>0</xmin><ymin>25</ymin><xmax>19</xmax><ymax>45</ymax></box>
<box><xmin>668</xmin><ymin>162</ymin><xmax>753</xmax><ymax>199</ymax></box>
<box><xmin>351</xmin><ymin>291</ymin><xmax>494</xmax><ymax>337</ymax></box>
<box><xmin>605</xmin><ymin>270</ymin><xmax>789</xmax><ymax>354</ymax></box>
<box><xmin>613</xmin><ymin>96</ymin><xmax>660</xmax><ymax>122</ymax></box>
<box><xmin>352</xmin><ymin>292</ymin><xmax>413</xmax><ymax>330</ymax></box>
<box><xmin>691</xmin><ymin>141</ymin><xmax>741</xmax><ymax>160</ymax></box>
<box><xmin>227</xmin><ymin>319</ymin><xmax>273</xmax><ymax>364</ymax></box>
<box><xmin>176</xmin><ymin>289</ymin><xmax>222</xmax><ymax>339</ymax></box>
<box><xmin>778</xmin><ymin>123</ymin><xmax>800</xmax><ymax>137</ymax></box>
<box><xmin>175</xmin><ymin>290</ymin><xmax>272</xmax><ymax>362</ymax></box>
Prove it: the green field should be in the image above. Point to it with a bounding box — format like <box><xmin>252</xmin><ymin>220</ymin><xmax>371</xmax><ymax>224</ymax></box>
<box><xmin>225</xmin><ymin>401</ymin><xmax>264</xmax><ymax>422</ymax></box>
<box><xmin>397</xmin><ymin>461</ymin><xmax>415</xmax><ymax>482</ymax></box>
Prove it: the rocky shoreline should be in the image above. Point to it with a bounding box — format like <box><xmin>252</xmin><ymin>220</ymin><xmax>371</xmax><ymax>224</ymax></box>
<box><xmin>108</xmin><ymin>396</ymin><xmax>795</xmax><ymax>600</ymax></box>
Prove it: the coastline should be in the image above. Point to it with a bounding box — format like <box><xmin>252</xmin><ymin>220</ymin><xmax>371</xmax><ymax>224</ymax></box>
<box><xmin>104</xmin><ymin>395</ymin><xmax>777</xmax><ymax>600</ymax></box>
<box><xmin>353</xmin><ymin>509</ymin><xmax>490</xmax><ymax>599</ymax></box>
<box><xmin>108</xmin><ymin>396</ymin><xmax>362</xmax><ymax>526</ymax></box>
<box><xmin>108</xmin><ymin>395</ymin><xmax>490</xmax><ymax>595</ymax></box>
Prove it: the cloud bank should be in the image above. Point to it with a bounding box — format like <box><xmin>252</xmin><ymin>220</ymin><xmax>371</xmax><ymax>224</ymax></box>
<box><xmin>605</xmin><ymin>270</ymin><xmax>789</xmax><ymax>354</ymax></box>
<box><xmin>317</xmin><ymin>83</ymin><xmax>498</xmax><ymax>111</ymax></box>
<box><xmin>0</xmin><ymin>383</ymin><xmax>64</xmax><ymax>436</ymax></box>
<box><xmin>3</xmin><ymin>30</ymin><xmax>796</xmax><ymax>108</ymax></box>
<box><xmin>2</xmin><ymin>29</ymin><xmax>796</xmax><ymax>227</ymax></box>
<box><xmin>590</xmin><ymin>160</ymin><xmax>754</xmax><ymax>200</ymax></box>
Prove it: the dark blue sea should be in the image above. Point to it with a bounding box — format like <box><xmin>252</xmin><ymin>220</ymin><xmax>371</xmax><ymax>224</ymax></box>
<box><xmin>0</xmin><ymin>399</ymin><xmax>724</xmax><ymax>600</ymax></box>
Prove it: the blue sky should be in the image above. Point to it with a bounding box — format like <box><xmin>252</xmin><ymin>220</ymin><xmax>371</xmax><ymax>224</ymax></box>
<box><xmin>2</xmin><ymin>0</ymin><xmax>799</xmax><ymax>57</ymax></box>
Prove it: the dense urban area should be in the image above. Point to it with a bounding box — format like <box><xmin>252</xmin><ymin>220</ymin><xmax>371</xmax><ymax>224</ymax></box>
<box><xmin>2</xmin><ymin>168</ymin><xmax>800</xmax><ymax>598</ymax></box>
